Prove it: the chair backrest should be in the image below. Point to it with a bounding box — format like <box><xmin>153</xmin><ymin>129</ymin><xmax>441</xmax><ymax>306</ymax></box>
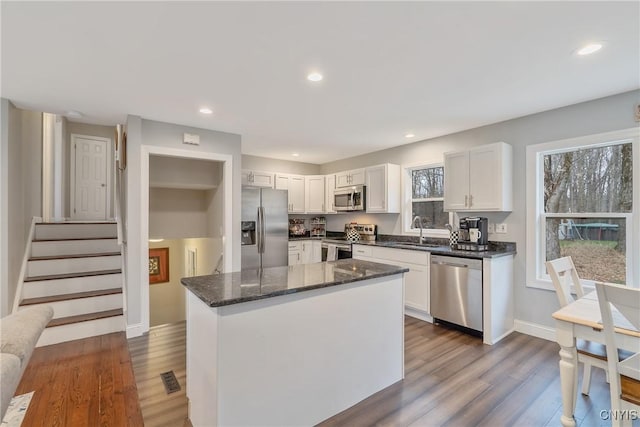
<box><xmin>595</xmin><ymin>282</ymin><xmax>640</xmax><ymax>406</ymax></box>
<box><xmin>546</xmin><ymin>256</ymin><xmax>585</xmax><ymax>307</ymax></box>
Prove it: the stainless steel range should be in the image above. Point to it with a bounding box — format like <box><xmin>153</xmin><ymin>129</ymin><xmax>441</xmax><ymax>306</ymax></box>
<box><xmin>321</xmin><ymin>223</ymin><xmax>377</xmax><ymax>261</ymax></box>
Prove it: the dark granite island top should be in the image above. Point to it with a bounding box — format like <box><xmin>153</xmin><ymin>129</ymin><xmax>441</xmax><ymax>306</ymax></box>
<box><xmin>181</xmin><ymin>259</ymin><xmax>409</xmax><ymax>307</ymax></box>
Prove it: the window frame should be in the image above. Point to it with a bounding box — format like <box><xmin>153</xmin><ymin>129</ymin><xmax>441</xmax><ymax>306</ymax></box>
<box><xmin>402</xmin><ymin>161</ymin><xmax>452</xmax><ymax>238</ymax></box>
<box><xmin>526</xmin><ymin>127</ymin><xmax>639</xmax><ymax>291</ymax></box>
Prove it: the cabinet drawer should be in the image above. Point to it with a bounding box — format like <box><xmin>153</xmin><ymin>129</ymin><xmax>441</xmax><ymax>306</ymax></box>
<box><xmin>370</xmin><ymin>246</ymin><xmax>429</xmax><ymax>265</ymax></box>
<box><xmin>352</xmin><ymin>245</ymin><xmax>372</xmax><ymax>257</ymax></box>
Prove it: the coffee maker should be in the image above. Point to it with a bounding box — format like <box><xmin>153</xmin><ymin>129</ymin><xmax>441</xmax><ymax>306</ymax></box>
<box><xmin>457</xmin><ymin>217</ymin><xmax>489</xmax><ymax>251</ymax></box>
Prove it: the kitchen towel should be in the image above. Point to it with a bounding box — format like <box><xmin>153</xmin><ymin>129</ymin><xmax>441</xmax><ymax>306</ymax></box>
<box><xmin>327</xmin><ymin>244</ymin><xmax>338</xmax><ymax>261</ymax></box>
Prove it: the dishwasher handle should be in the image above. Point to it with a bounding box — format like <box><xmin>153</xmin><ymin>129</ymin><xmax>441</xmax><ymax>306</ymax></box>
<box><xmin>431</xmin><ymin>255</ymin><xmax>482</xmax><ymax>270</ymax></box>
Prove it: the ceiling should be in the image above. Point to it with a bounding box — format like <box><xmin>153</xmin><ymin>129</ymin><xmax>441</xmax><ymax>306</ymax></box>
<box><xmin>2</xmin><ymin>2</ymin><xmax>638</xmax><ymax>164</ymax></box>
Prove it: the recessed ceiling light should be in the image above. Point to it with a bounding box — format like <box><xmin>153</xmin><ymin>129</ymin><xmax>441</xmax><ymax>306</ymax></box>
<box><xmin>292</xmin><ymin>153</ymin><xmax>300</xmax><ymax>157</ymax></box>
<box><xmin>199</xmin><ymin>107</ymin><xmax>213</xmax><ymax>114</ymax></box>
<box><xmin>149</xmin><ymin>238</ymin><xmax>164</xmax><ymax>243</ymax></box>
<box><xmin>66</xmin><ymin>110</ymin><xmax>83</xmax><ymax>118</ymax></box>
<box><xmin>577</xmin><ymin>43</ymin><xmax>603</xmax><ymax>56</ymax></box>
<box><xmin>307</xmin><ymin>72</ymin><xmax>323</xmax><ymax>82</ymax></box>
<box><xmin>405</xmin><ymin>133</ymin><xmax>415</xmax><ymax>138</ymax></box>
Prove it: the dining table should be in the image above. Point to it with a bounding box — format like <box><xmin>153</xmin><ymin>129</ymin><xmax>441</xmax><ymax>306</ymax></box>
<box><xmin>552</xmin><ymin>290</ymin><xmax>640</xmax><ymax>427</ymax></box>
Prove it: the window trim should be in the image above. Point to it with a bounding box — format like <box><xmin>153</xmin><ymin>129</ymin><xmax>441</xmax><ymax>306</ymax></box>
<box><xmin>526</xmin><ymin>127</ymin><xmax>639</xmax><ymax>290</ymax></box>
<box><xmin>402</xmin><ymin>161</ymin><xmax>451</xmax><ymax>238</ymax></box>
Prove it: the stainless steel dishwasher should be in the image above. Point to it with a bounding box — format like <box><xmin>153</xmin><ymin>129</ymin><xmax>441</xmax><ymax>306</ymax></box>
<box><xmin>430</xmin><ymin>255</ymin><xmax>483</xmax><ymax>333</ymax></box>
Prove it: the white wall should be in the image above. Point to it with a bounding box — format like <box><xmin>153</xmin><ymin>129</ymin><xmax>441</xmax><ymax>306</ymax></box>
<box><xmin>0</xmin><ymin>101</ymin><xmax>42</xmax><ymax>316</ymax></box>
<box><xmin>149</xmin><ymin>239</ymin><xmax>186</xmax><ymax>327</ymax></box>
<box><xmin>125</xmin><ymin>116</ymin><xmax>240</xmax><ymax>334</ymax></box>
<box><xmin>321</xmin><ymin>89</ymin><xmax>640</xmax><ymax>329</ymax></box>
<box><xmin>242</xmin><ymin>154</ymin><xmax>320</xmax><ymax>175</ymax></box>
<box><xmin>150</xmin><ymin>155</ymin><xmax>221</xmax><ymax>188</ymax></box>
<box><xmin>149</xmin><ymin>188</ymin><xmax>210</xmax><ymax>239</ymax></box>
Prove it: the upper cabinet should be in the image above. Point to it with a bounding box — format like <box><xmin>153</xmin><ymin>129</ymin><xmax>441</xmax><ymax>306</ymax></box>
<box><xmin>444</xmin><ymin>142</ymin><xmax>513</xmax><ymax>211</ymax></box>
<box><xmin>241</xmin><ymin>170</ymin><xmax>275</xmax><ymax>188</ymax></box>
<box><xmin>305</xmin><ymin>175</ymin><xmax>326</xmax><ymax>213</ymax></box>
<box><xmin>335</xmin><ymin>168</ymin><xmax>365</xmax><ymax>188</ymax></box>
<box><xmin>365</xmin><ymin>164</ymin><xmax>401</xmax><ymax>213</ymax></box>
<box><xmin>275</xmin><ymin>173</ymin><xmax>306</xmax><ymax>213</ymax></box>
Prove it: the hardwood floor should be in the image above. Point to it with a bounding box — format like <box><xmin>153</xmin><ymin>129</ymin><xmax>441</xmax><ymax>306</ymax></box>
<box><xmin>15</xmin><ymin>316</ymin><xmax>618</xmax><ymax>426</ymax></box>
<box><xmin>15</xmin><ymin>332</ymin><xmax>143</xmax><ymax>426</ymax></box>
<box><xmin>320</xmin><ymin>317</ymin><xmax>615</xmax><ymax>427</ymax></box>
<box><xmin>127</xmin><ymin>321</ymin><xmax>189</xmax><ymax>427</ymax></box>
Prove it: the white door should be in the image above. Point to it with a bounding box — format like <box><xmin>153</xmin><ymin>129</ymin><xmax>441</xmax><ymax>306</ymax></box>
<box><xmin>72</xmin><ymin>135</ymin><xmax>110</xmax><ymax>220</ymax></box>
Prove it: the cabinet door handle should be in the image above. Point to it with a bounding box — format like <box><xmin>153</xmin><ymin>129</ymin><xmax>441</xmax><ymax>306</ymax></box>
<box><xmin>469</xmin><ymin>194</ymin><xmax>473</xmax><ymax>207</ymax></box>
<box><xmin>297</xmin><ymin>253</ymin><xmax>300</xmax><ymax>261</ymax></box>
<box><xmin>464</xmin><ymin>195</ymin><xmax>468</xmax><ymax>208</ymax></box>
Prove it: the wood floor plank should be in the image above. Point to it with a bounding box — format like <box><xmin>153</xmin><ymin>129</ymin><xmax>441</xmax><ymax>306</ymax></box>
<box><xmin>15</xmin><ymin>332</ymin><xmax>143</xmax><ymax>426</ymax></box>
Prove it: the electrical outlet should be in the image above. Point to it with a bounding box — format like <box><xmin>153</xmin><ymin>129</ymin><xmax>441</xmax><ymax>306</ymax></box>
<box><xmin>495</xmin><ymin>223</ymin><xmax>507</xmax><ymax>234</ymax></box>
<box><xmin>487</xmin><ymin>223</ymin><xmax>495</xmax><ymax>234</ymax></box>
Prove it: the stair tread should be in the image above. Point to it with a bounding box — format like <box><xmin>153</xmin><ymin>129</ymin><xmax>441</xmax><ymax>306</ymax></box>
<box><xmin>33</xmin><ymin>237</ymin><xmax>117</xmax><ymax>242</ymax></box>
<box><xmin>20</xmin><ymin>287</ymin><xmax>123</xmax><ymax>306</ymax></box>
<box><xmin>24</xmin><ymin>269</ymin><xmax>122</xmax><ymax>282</ymax></box>
<box><xmin>29</xmin><ymin>252</ymin><xmax>121</xmax><ymax>261</ymax></box>
<box><xmin>47</xmin><ymin>308</ymin><xmax>123</xmax><ymax>328</ymax></box>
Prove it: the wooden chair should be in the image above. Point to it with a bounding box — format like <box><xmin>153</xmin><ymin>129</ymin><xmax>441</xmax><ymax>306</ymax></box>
<box><xmin>546</xmin><ymin>257</ymin><xmax>609</xmax><ymax>395</ymax></box>
<box><xmin>595</xmin><ymin>282</ymin><xmax>640</xmax><ymax>427</ymax></box>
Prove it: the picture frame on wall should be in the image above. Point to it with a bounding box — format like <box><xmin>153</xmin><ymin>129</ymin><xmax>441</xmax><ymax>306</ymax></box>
<box><xmin>149</xmin><ymin>247</ymin><xmax>169</xmax><ymax>284</ymax></box>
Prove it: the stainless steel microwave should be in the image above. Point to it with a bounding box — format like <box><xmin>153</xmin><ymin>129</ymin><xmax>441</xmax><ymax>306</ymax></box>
<box><xmin>334</xmin><ymin>185</ymin><xmax>366</xmax><ymax>211</ymax></box>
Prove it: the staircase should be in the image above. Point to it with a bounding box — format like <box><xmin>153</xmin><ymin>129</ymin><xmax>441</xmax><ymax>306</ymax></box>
<box><xmin>17</xmin><ymin>222</ymin><xmax>125</xmax><ymax>347</ymax></box>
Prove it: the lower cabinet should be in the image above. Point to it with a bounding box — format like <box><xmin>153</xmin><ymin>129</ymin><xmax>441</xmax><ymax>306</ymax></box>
<box><xmin>353</xmin><ymin>245</ymin><xmax>430</xmax><ymax>319</ymax></box>
<box><xmin>288</xmin><ymin>240</ymin><xmax>322</xmax><ymax>266</ymax></box>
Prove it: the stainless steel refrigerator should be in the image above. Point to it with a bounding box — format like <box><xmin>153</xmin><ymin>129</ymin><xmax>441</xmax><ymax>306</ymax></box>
<box><xmin>241</xmin><ymin>188</ymin><xmax>289</xmax><ymax>270</ymax></box>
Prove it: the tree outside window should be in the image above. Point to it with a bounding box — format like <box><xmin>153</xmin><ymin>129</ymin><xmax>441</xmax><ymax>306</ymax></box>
<box><xmin>410</xmin><ymin>166</ymin><xmax>449</xmax><ymax>229</ymax></box>
<box><xmin>543</xmin><ymin>142</ymin><xmax>632</xmax><ymax>284</ymax></box>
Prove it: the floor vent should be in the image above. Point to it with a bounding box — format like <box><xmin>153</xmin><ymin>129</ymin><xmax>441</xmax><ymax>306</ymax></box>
<box><xmin>160</xmin><ymin>371</ymin><xmax>181</xmax><ymax>394</ymax></box>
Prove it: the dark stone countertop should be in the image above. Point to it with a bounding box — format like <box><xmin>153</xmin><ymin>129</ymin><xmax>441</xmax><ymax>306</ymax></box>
<box><xmin>181</xmin><ymin>259</ymin><xmax>409</xmax><ymax>307</ymax></box>
<box><xmin>354</xmin><ymin>239</ymin><xmax>516</xmax><ymax>259</ymax></box>
<box><xmin>288</xmin><ymin>236</ymin><xmax>324</xmax><ymax>241</ymax></box>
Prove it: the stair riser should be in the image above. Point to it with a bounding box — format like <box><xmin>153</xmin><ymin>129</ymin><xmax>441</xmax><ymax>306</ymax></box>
<box><xmin>34</xmin><ymin>223</ymin><xmax>117</xmax><ymax>240</ymax></box>
<box><xmin>31</xmin><ymin>239</ymin><xmax>119</xmax><ymax>257</ymax></box>
<box><xmin>22</xmin><ymin>273</ymin><xmax>123</xmax><ymax>299</ymax></box>
<box><xmin>37</xmin><ymin>315</ymin><xmax>125</xmax><ymax>347</ymax></box>
<box><xmin>28</xmin><ymin>255</ymin><xmax>121</xmax><ymax>277</ymax></box>
<box><xmin>20</xmin><ymin>294</ymin><xmax>123</xmax><ymax>318</ymax></box>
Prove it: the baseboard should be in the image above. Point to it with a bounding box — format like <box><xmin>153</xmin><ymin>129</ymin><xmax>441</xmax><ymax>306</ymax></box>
<box><xmin>514</xmin><ymin>319</ymin><xmax>555</xmax><ymax>342</ymax></box>
<box><xmin>126</xmin><ymin>322</ymin><xmax>145</xmax><ymax>339</ymax></box>
<box><xmin>405</xmin><ymin>307</ymin><xmax>433</xmax><ymax>323</ymax></box>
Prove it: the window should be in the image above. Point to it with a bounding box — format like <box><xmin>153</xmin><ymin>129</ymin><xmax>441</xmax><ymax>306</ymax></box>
<box><xmin>527</xmin><ymin>128</ymin><xmax>638</xmax><ymax>290</ymax></box>
<box><xmin>403</xmin><ymin>163</ymin><xmax>451</xmax><ymax>236</ymax></box>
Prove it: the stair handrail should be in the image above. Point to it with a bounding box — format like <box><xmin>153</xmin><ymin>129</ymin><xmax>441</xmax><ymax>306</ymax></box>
<box><xmin>114</xmin><ymin>146</ymin><xmax>127</xmax><ymax>315</ymax></box>
<box><xmin>12</xmin><ymin>217</ymin><xmax>40</xmax><ymax>313</ymax></box>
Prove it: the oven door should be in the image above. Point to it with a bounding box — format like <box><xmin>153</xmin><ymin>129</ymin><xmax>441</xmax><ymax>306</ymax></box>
<box><xmin>321</xmin><ymin>244</ymin><xmax>352</xmax><ymax>261</ymax></box>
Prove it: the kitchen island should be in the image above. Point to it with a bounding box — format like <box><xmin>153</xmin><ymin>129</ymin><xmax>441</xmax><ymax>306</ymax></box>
<box><xmin>181</xmin><ymin>259</ymin><xmax>408</xmax><ymax>427</ymax></box>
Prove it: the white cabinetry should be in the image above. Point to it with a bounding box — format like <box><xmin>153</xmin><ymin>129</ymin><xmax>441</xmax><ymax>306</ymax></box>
<box><xmin>353</xmin><ymin>244</ymin><xmax>431</xmax><ymax>320</ymax></box>
<box><xmin>288</xmin><ymin>240</ymin><xmax>322</xmax><ymax>266</ymax></box>
<box><xmin>305</xmin><ymin>175</ymin><xmax>325</xmax><ymax>213</ymax></box>
<box><xmin>241</xmin><ymin>170</ymin><xmax>275</xmax><ymax>188</ymax></box>
<box><xmin>325</xmin><ymin>175</ymin><xmax>337</xmax><ymax>214</ymax></box>
<box><xmin>335</xmin><ymin>168</ymin><xmax>365</xmax><ymax>188</ymax></box>
<box><xmin>276</xmin><ymin>174</ymin><xmax>305</xmax><ymax>213</ymax></box>
<box><xmin>365</xmin><ymin>164</ymin><xmax>400</xmax><ymax>213</ymax></box>
<box><xmin>444</xmin><ymin>142</ymin><xmax>512</xmax><ymax>211</ymax></box>
<box><xmin>288</xmin><ymin>242</ymin><xmax>303</xmax><ymax>265</ymax></box>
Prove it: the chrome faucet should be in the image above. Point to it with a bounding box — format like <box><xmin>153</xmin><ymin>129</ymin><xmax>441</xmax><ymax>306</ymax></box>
<box><xmin>412</xmin><ymin>215</ymin><xmax>427</xmax><ymax>244</ymax></box>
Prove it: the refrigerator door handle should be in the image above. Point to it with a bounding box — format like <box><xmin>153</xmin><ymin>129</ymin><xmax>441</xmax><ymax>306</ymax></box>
<box><xmin>258</xmin><ymin>206</ymin><xmax>266</xmax><ymax>253</ymax></box>
<box><xmin>256</xmin><ymin>207</ymin><xmax>263</xmax><ymax>253</ymax></box>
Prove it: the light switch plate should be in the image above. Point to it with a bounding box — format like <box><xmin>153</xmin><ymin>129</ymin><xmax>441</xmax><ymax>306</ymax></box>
<box><xmin>487</xmin><ymin>223</ymin><xmax>495</xmax><ymax>234</ymax></box>
<box><xmin>495</xmin><ymin>223</ymin><xmax>507</xmax><ymax>233</ymax></box>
